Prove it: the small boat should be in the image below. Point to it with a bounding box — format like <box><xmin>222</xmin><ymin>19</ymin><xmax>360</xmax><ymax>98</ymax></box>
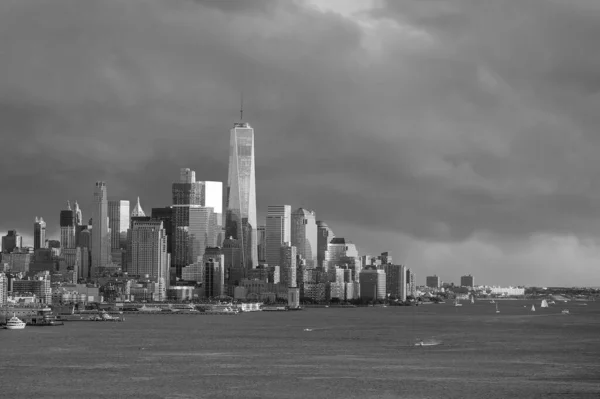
<box><xmin>531</xmin><ymin>305</ymin><xmax>536</xmax><ymax>312</ymax></box>
<box><xmin>138</xmin><ymin>305</ymin><xmax>161</xmax><ymax>312</ymax></box>
<box><xmin>548</xmin><ymin>300</ymin><xmax>556</xmax><ymax>305</ymax></box>
<box><xmin>470</xmin><ymin>296</ymin><xmax>475</xmax><ymax>304</ymax></box>
<box><xmin>303</xmin><ymin>328</ymin><xmax>313</xmax><ymax>332</ymax></box>
<box><xmin>5</xmin><ymin>314</ymin><xmax>26</xmax><ymax>330</ymax></box>
<box><xmin>495</xmin><ymin>303</ymin><xmax>500</xmax><ymax>314</ymax></box>
<box><xmin>490</xmin><ymin>300</ymin><xmax>495</xmax><ymax>304</ymax></box>
<box><xmin>454</xmin><ymin>298</ymin><xmax>462</xmax><ymax>307</ymax></box>
<box><xmin>562</xmin><ymin>309</ymin><xmax>569</xmax><ymax>314</ymax></box>
<box><xmin>541</xmin><ymin>299</ymin><xmax>549</xmax><ymax>308</ymax></box>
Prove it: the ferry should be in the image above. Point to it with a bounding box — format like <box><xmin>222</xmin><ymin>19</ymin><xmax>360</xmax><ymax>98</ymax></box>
<box><xmin>4</xmin><ymin>315</ymin><xmax>26</xmax><ymax>330</ymax></box>
<box><xmin>138</xmin><ymin>305</ymin><xmax>161</xmax><ymax>312</ymax></box>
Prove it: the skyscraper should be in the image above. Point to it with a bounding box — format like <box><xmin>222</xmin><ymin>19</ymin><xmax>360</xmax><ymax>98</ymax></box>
<box><xmin>2</xmin><ymin>230</ymin><xmax>22</xmax><ymax>253</ymax></box>
<box><xmin>225</xmin><ymin>122</ymin><xmax>257</xmax><ymax>269</ymax></box>
<box><xmin>291</xmin><ymin>208</ymin><xmax>317</xmax><ymax>269</ymax></box>
<box><xmin>128</xmin><ymin>219</ymin><xmax>169</xmax><ymax>300</ymax></box>
<box><xmin>34</xmin><ymin>217</ymin><xmax>46</xmax><ymax>250</ymax></box>
<box><xmin>108</xmin><ymin>200</ymin><xmax>130</xmax><ymax>250</ymax></box>
<box><xmin>257</xmin><ymin>225</ymin><xmax>266</xmax><ymax>262</ymax></box>
<box><xmin>205</xmin><ymin>181</ymin><xmax>223</xmax><ymax>228</ymax></box>
<box><xmin>91</xmin><ymin>181</ymin><xmax>110</xmax><ymax>275</ymax></box>
<box><xmin>266</xmin><ymin>205</ymin><xmax>291</xmax><ymax>267</ymax></box>
<box><xmin>317</xmin><ymin>221</ymin><xmax>335</xmax><ymax>269</ymax></box>
<box><xmin>171</xmin><ymin>168</ymin><xmax>216</xmax><ymax>278</ymax></box>
<box><xmin>279</xmin><ymin>242</ymin><xmax>297</xmax><ymax>288</ymax></box>
<box><xmin>151</xmin><ymin>207</ymin><xmax>173</xmax><ymax>254</ymax></box>
<box><xmin>131</xmin><ymin>197</ymin><xmax>145</xmax><ymax>218</ymax></box>
<box><xmin>74</xmin><ymin>201</ymin><xmax>83</xmax><ymax>226</ymax></box>
<box><xmin>60</xmin><ymin>202</ymin><xmax>76</xmax><ymax>249</ymax></box>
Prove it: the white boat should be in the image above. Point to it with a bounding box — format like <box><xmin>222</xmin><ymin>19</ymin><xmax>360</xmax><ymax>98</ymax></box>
<box><xmin>562</xmin><ymin>309</ymin><xmax>569</xmax><ymax>314</ymax></box>
<box><xmin>470</xmin><ymin>296</ymin><xmax>475</xmax><ymax>304</ymax></box>
<box><xmin>138</xmin><ymin>305</ymin><xmax>161</xmax><ymax>312</ymax></box>
<box><xmin>495</xmin><ymin>303</ymin><xmax>500</xmax><ymax>314</ymax></box>
<box><xmin>531</xmin><ymin>305</ymin><xmax>536</xmax><ymax>312</ymax></box>
<box><xmin>490</xmin><ymin>300</ymin><xmax>495</xmax><ymax>304</ymax></box>
<box><xmin>541</xmin><ymin>299</ymin><xmax>549</xmax><ymax>308</ymax></box>
<box><xmin>5</xmin><ymin>314</ymin><xmax>26</xmax><ymax>330</ymax></box>
<box><xmin>548</xmin><ymin>300</ymin><xmax>556</xmax><ymax>305</ymax></box>
<box><xmin>454</xmin><ymin>298</ymin><xmax>462</xmax><ymax>307</ymax></box>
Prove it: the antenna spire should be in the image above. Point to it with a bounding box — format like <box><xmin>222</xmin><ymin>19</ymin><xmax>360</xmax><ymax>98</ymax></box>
<box><xmin>240</xmin><ymin>92</ymin><xmax>243</xmax><ymax>121</ymax></box>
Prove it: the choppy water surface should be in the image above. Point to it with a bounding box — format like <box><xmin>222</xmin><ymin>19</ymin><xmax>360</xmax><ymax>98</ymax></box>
<box><xmin>1</xmin><ymin>300</ymin><xmax>600</xmax><ymax>398</ymax></box>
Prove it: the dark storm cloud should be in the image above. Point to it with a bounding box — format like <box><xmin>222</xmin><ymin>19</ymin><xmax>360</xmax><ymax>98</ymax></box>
<box><xmin>0</xmin><ymin>0</ymin><xmax>598</xmax><ymax>284</ymax></box>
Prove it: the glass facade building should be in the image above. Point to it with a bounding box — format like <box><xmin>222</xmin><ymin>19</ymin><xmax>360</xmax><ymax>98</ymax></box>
<box><xmin>291</xmin><ymin>208</ymin><xmax>317</xmax><ymax>269</ymax></box>
<box><xmin>108</xmin><ymin>200</ymin><xmax>130</xmax><ymax>250</ymax></box>
<box><xmin>91</xmin><ymin>181</ymin><xmax>111</xmax><ymax>274</ymax></box>
<box><xmin>225</xmin><ymin>123</ymin><xmax>258</xmax><ymax>270</ymax></box>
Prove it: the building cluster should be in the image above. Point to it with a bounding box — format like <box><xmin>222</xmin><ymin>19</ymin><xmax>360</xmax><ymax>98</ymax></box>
<box><xmin>0</xmin><ymin>121</ymin><xmax>416</xmax><ymax>306</ymax></box>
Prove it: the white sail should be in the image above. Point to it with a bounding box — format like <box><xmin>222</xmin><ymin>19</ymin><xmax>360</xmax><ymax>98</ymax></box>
<box><xmin>471</xmin><ymin>296</ymin><xmax>475</xmax><ymax>304</ymax></box>
<box><xmin>541</xmin><ymin>299</ymin><xmax>549</xmax><ymax>308</ymax></box>
<box><xmin>531</xmin><ymin>305</ymin><xmax>536</xmax><ymax>311</ymax></box>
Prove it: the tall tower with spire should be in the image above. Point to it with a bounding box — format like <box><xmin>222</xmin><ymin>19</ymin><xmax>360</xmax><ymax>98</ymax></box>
<box><xmin>74</xmin><ymin>201</ymin><xmax>82</xmax><ymax>226</ymax></box>
<box><xmin>131</xmin><ymin>197</ymin><xmax>146</xmax><ymax>217</ymax></box>
<box><xmin>92</xmin><ymin>181</ymin><xmax>111</xmax><ymax>275</ymax></box>
<box><xmin>225</xmin><ymin>120</ymin><xmax>258</xmax><ymax>270</ymax></box>
<box><xmin>34</xmin><ymin>217</ymin><xmax>46</xmax><ymax>250</ymax></box>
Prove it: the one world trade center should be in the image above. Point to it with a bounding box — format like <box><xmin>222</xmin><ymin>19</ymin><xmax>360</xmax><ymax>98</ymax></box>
<box><xmin>225</xmin><ymin>122</ymin><xmax>258</xmax><ymax>269</ymax></box>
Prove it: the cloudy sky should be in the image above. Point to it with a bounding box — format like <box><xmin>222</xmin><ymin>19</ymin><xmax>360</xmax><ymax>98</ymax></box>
<box><xmin>1</xmin><ymin>0</ymin><xmax>599</xmax><ymax>286</ymax></box>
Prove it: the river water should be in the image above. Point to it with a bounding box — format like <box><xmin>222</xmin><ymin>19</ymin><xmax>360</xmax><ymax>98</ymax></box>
<box><xmin>1</xmin><ymin>300</ymin><xmax>599</xmax><ymax>398</ymax></box>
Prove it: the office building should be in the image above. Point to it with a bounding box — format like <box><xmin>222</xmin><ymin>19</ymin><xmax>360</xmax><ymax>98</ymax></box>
<box><xmin>60</xmin><ymin>202</ymin><xmax>76</xmax><ymax>249</ymax></box>
<box><xmin>316</xmin><ymin>221</ymin><xmax>334</xmax><ymax>269</ymax></box>
<box><xmin>12</xmin><ymin>277</ymin><xmax>51</xmax><ymax>303</ymax></box>
<box><xmin>108</xmin><ymin>199</ymin><xmax>130</xmax><ymax>250</ymax></box>
<box><xmin>74</xmin><ymin>200</ymin><xmax>83</xmax><ymax>226</ymax></box>
<box><xmin>171</xmin><ymin>168</ymin><xmax>216</xmax><ymax>278</ymax></box>
<box><xmin>128</xmin><ymin>219</ymin><xmax>169</xmax><ymax>300</ymax></box>
<box><xmin>426</xmin><ymin>275</ymin><xmax>440</xmax><ymax>289</ymax></box>
<box><xmin>406</xmin><ymin>268</ymin><xmax>416</xmax><ymax>296</ymax></box>
<box><xmin>279</xmin><ymin>242</ymin><xmax>297</xmax><ymax>288</ymax></box>
<box><xmin>34</xmin><ymin>217</ymin><xmax>46</xmax><ymax>250</ymax></box>
<box><xmin>380</xmin><ymin>252</ymin><xmax>392</xmax><ymax>265</ymax></box>
<box><xmin>151</xmin><ymin>207</ymin><xmax>173</xmax><ymax>254</ymax></box>
<box><xmin>291</xmin><ymin>208</ymin><xmax>317</xmax><ymax>269</ymax></box>
<box><xmin>0</xmin><ymin>250</ymin><xmax>31</xmax><ymax>273</ymax></box>
<box><xmin>91</xmin><ymin>181</ymin><xmax>111</xmax><ymax>275</ymax></box>
<box><xmin>131</xmin><ymin>197</ymin><xmax>145</xmax><ymax>217</ymax></box>
<box><xmin>266</xmin><ymin>205</ymin><xmax>291</xmax><ymax>268</ymax></box>
<box><xmin>461</xmin><ymin>274</ymin><xmax>475</xmax><ymax>287</ymax></box>
<box><xmin>225</xmin><ymin>122</ymin><xmax>258</xmax><ymax>269</ymax></box>
<box><xmin>257</xmin><ymin>225</ymin><xmax>266</xmax><ymax>262</ymax></box>
<box><xmin>325</xmin><ymin>238</ymin><xmax>358</xmax><ymax>271</ymax></box>
<box><xmin>359</xmin><ymin>267</ymin><xmax>386</xmax><ymax>300</ymax></box>
<box><xmin>0</xmin><ymin>273</ymin><xmax>7</xmax><ymax>306</ymax></box>
<box><xmin>384</xmin><ymin>264</ymin><xmax>406</xmax><ymax>301</ymax></box>
<box><xmin>204</xmin><ymin>257</ymin><xmax>225</xmax><ymax>298</ymax></box>
<box><xmin>2</xmin><ymin>230</ymin><xmax>22</xmax><ymax>253</ymax></box>
<box><xmin>204</xmin><ymin>181</ymin><xmax>223</xmax><ymax>228</ymax></box>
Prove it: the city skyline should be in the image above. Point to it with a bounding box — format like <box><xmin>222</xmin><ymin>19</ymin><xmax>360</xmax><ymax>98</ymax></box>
<box><xmin>1</xmin><ymin>0</ymin><xmax>599</xmax><ymax>286</ymax></box>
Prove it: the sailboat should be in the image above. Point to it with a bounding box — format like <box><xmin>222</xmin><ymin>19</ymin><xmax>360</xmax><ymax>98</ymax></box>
<box><xmin>470</xmin><ymin>296</ymin><xmax>475</xmax><ymax>304</ymax></box>
<box><xmin>495</xmin><ymin>303</ymin><xmax>500</xmax><ymax>313</ymax></box>
<box><xmin>540</xmin><ymin>299</ymin><xmax>549</xmax><ymax>308</ymax></box>
<box><xmin>531</xmin><ymin>304</ymin><xmax>536</xmax><ymax>312</ymax></box>
<box><xmin>454</xmin><ymin>298</ymin><xmax>462</xmax><ymax>307</ymax></box>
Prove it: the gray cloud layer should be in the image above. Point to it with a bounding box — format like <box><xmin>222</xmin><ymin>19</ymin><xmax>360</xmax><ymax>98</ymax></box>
<box><xmin>1</xmin><ymin>0</ymin><xmax>599</xmax><ymax>286</ymax></box>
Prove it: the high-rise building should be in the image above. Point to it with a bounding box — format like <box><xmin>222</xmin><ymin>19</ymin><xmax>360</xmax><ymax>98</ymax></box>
<box><xmin>151</xmin><ymin>207</ymin><xmax>173</xmax><ymax>254</ymax></box>
<box><xmin>108</xmin><ymin>200</ymin><xmax>130</xmax><ymax>250</ymax></box>
<box><xmin>205</xmin><ymin>181</ymin><xmax>223</xmax><ymax>228</ymax></box>
<box><xmin>325</xmin><ymin>238</ymin><xmax>358</xmax><ymax>271</ymax></box>
<box><xmin>461</xmin><ymin>274</ymin><xmax>475</xmax><ymax>287</ymax></box>
<box><xmin>60</xmin><ymin>202</ymin><xmax>76</xmax><ymax>249</ymax></box>
<box><xmin>406</xmin><ymin>268</ymin><xmax>416</xmax><ymax>297</ymax></box>
<box><xmin>222</xmin><ymin>237</ymin><xmax>242</xmax><ymax>287</ymax></box>
<box><xmin>266</xmin><ymin>205</ymin><xmax>291</xmax><ymax>268</ymax></box>
<box><xmin>34</xmin><ymin>217</ymin><xmax>46</xmax><ymax>250</ymax></box>
<box><xmin>128</xmin><ymin>219</ymin><xmax>169</xmax><ymax>300</ymax></box>
<box><xmin>2</xmin><ymin>230</ymin><xmax>23</xmax><ymax>253</ymax></box>
<box><xmin>426</xmin><ymin>275</ymin><xmax>440</xmax><ymax>289</ymax></box>
<box><xmin>131</xmin><ymin>197</ymin><xmax>146</xmax><ymax>217</ymax></box>
<box><xmin>171</xmin><ymin>169</ymin><xmax>215</xmax><ymax>279</ymax></box>
<box><xmin>225</xmin><ymin>122</ymin><xmax>258</xmax><ymax>269</ymax></box>
<box><xmin>91</xmin><ymin>181</ymin><xmax>111</xmax><ymax>275</ymax></box>
<box><xmin>204</xmin><ymin>257</ymin><xmax>225</xmax><ymax>298</ymax></box>
<box><xmin>291</xmin><ymin>208</ymin><xmax>317</xmax><ymax>269</ymax></box>
<box><xmin>257</xmin><ymin>225</ymin><xmax>266</xmax><ymax>262</ymax></box>
<box><xmin>279</xmin><ymin>242</ymin><xmax>297</xmax><ymax>288</ymax></box>
<box><xmin>380</xmin><ymin>252</ymin><xmax>392</xmax><ymax>265</ymax></box>
<box><xmin>0</xmin><ymin>273</ymin><xmax>7</xmax><ymax>306</ymax></box>
<box><xmin>359</xmin><ymin>267</ymin><xmax>386</xmax><ymax>301</ymax></box>
<box><xmin>384</xmin><ymin>264</ymin><xmax>406</xmax><ymax>301</ymax></box>
<box><xmin>316</xmin><ymin>221</ymin><xmax>334</xmax><ymax>269</ymax></box>
<box><xmin>74</xmin><ymin>201</ymin><xmax>83</xmax><ymax>226</ymax></box>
